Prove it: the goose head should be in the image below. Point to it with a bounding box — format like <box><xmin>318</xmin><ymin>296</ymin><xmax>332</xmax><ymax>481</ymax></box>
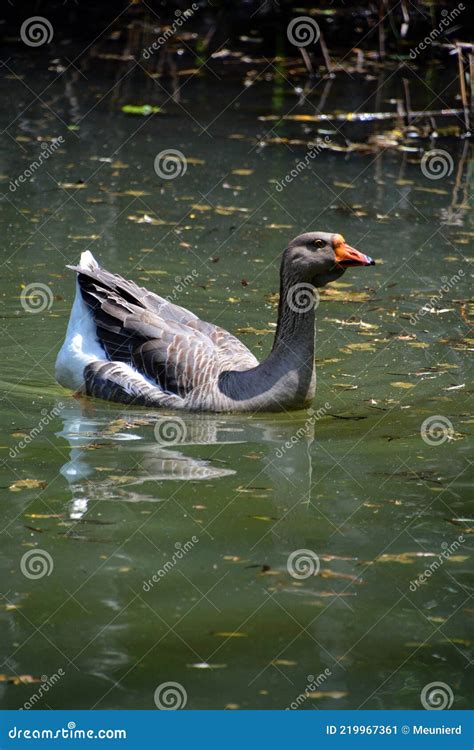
<box><xmin>284</xmin><ymin>231</ymin><xmax>375</xmax><ymax>288</ymax></box>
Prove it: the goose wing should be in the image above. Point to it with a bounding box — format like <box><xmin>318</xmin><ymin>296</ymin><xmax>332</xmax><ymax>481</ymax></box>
<box><xmin>70</xmin><ymin>263</ymin><xmax>257</xmax><ymax>398</ymax></box>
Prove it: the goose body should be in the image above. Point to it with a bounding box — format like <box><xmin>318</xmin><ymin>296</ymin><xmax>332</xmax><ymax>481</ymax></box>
<box><xmin>55</xmin><ymin>233</ymin><xmax>375</xmax><ymax>412</ymax></box>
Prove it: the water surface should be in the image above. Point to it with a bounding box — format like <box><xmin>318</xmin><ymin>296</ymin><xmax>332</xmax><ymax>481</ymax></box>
<box><xmin>0</xmin><ymin>44</ymin><xmax>472</xmax><ymax>710</ymax></box>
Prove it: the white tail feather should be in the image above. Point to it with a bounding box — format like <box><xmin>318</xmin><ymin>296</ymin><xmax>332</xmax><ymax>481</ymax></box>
<box><xmin>55</xmin><ymin>258</ymin><xmax>105</xmax><ymax>391</ymax></box>
<box><xmin>79</xmin><ymin>250</ymin><xmax>99</xmax><ymax>271</ymax></box>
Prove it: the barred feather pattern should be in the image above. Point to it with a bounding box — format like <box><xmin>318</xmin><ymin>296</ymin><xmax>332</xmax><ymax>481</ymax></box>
<box><xmin>70</xmin><ymin>263</ymin><xmax>259</xmax><ymax>411</ymax></box>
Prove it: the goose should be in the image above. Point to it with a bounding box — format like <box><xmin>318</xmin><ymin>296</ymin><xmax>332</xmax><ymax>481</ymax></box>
<box><xmin>55</xmin><ymin>232</ymin><xmax>375</xmax><ymax>412</ymax></box>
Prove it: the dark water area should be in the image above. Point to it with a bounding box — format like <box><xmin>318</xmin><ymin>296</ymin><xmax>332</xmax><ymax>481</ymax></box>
<box><xmin>0</xmin><ymin>2</ymin><xmax>472</xmax><ymax>711</ymax></box>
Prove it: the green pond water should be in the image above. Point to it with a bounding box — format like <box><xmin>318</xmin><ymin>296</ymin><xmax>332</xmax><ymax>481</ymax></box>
<box><xmin>0</xmin><ymin>48</ymin><xmax>472</xmax><ymax>711</ymax></box>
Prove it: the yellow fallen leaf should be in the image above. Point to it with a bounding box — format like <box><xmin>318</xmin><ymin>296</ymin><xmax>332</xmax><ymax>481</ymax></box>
<box><xmin>127</xmin><ymin>214</ymin><xmax>166</xmax><ymax>226</ymax></box>
<box><xmin>9</xmin><ymin>479</ymin><xmax>46</xmax><ymax>491</ymax></box>
<box><xmin>0</xmin><ymin>675</ymin><xmax>42</xmax><ymax>685</ymax></box>
<box><xmin>58</xmin><ymin>182</ymin><xmax>86</xmax><ymax>189</ymax></box>
<box><xmin>110</xmin><ymin>190</ymin><xmax>150</xmax><ymax>197</ymax></box>
<box><xmin>236</xmin><ymin>327</ymin><xmax>273</xmax><ymax>335</ymax></box>
<box><xmin>191</xmin><ymin>204</ymin><xmax>212</xmax><ymax>211</ymax></box>
<box><xmin>390</xmin><ymin>381</ymin><xmax>414</xmax><ymax>389</ymax></box>
<box><xmin>265</xmin><ymin>224</ymin><xmax>293</xmax><ymax>229</ymax></box>
<box><xmin>214</xmin><ymin>632</ymin><xmax>247</xmax><ymax>638</ymax></box>
<box><xmin>67</xmin><ymin>234</ymin><xmax>100</xmax><ymax>240</ymax></box>
<box><xmin>232</xmin><ymin>169</ymin><xmax>253</xmax><ymax>175</ymax></box>
<box><xmin>345</xmin><ymin>343</ymin><xmax>376</xmax><ymax>351</ymax></box>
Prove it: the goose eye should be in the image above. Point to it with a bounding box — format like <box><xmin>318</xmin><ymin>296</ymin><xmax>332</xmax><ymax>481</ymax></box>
<box><xmin>313</xmin><ymin>239</ymin><xmax>325</xmax><ymax>249</ymax></box>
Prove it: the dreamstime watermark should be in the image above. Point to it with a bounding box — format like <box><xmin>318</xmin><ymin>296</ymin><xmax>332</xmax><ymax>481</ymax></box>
<box><xmin>287</xmin><ymin>549</ymin><xmax>320</xmax><ymax>580</ymax></box>
<box><xmin>420</xmin><ymin>681</ymin><xmax>454</xmax><ymax>710</ymax></box>
<box><xmin>409</xmin><ymin>4</ymin><xmax>465</xmax><ymax>59</ymax></box>
<box><xmin>142</xmin><ymin>4</ymin><xmax>198</xmax><ymax>58</ymax></box>
<box><xmin>287</xmin><ymin>16</ymin><xmax>320</xmax><ymax>47</ymax></box>
<box><xmin>275</xmin><ymin>403</ymin><xmax>330</xmax><ymax>458</ymax></box>
<box><xmin>20</xmin><ymin>549</ymin><xmax>54</xmax><ymax>580</ymax></box>
<box><xmin>20</xmin><ymin>16</ymin><xmax>53</xmax><ymax>47</ymax></box>
<box><xmin>275</xmin><ymin>137</ymin><xmax>331</xmax><ymax>191</ymax></box>
<box><xmin>409</xmin><ymin>269</ymin><xmax>464</xmax><ymax>324</ymax></box>
<box><xmin>166</xmin><ymin>270</ymin><xmax>198</xmax><ymax>304</ymax></box>
<box><xmin>10</xmin><ymin>403</ymin><xmax>64</xmax><ymax>458</ymax></box>
<box><xmin>420</xmin><ymin>149</ymin><xmax>454</xmax><ymax>180</ymax></box>
<box><xmin>409</xmin><ymin>535</ymin><xmax>465</xmax><ymax>592</ymax></box>
<box><xmin>154</xmin><ymin>681</ymin><xmax>187</xmax><ymax>709</ymax></box>
<box><xmin>420</xmin><ymin>415</ymin><xmax>454</xmax><ymax>446</ymax></box>
<box><xmin>154</xmin><ymin>149</ymin><xmax>187</xmax><ymax>180</ymax></box>
<box><xmin>20</xmin><ymin>283</ymin><xmax>54</xmax><ymax>313</ymax></box>
<box><xmin>10</xmin><ymin>137</ymin><xmax>65</xmax><ymax>192</ymax></box>
<box><xmin>143</xmin><ymin>536</ymin><xmax>199</xmax><ymax>591</ymax></box>
<box><xmin>154</xmin><ymin>416</ymin><xmax>187</xmax><ymax>445</ymax></box>
<box><xmin>286</xmin><ymin>668</ymin><xmax>332</xmax><ymax>710</ymax></box>
<box><xmin>286</xmin><ymin>283</ymin><xmax>320</xmax><ymax>314</ymax></box>
<box><xmin>20</xmin><ymin>669</ymin><xmax>65</xmax><ymax>710</ymax></box>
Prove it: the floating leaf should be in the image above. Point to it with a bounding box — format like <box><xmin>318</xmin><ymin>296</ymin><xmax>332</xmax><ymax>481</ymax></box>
<box><xmin>58</xmin><ymin>182</ymin><xmax>86</xmax><ymax>189</ymax></box>
<box><xmin>127</xmin><ymin>214</ymin><xmax>167</xmax><ymax>226</ymax></box>
<box><xmin>236</xmin><ymin>327</ymin><xmax>273</xmax><ymax>335</ymax></box>
<box><xmin>0</xmin><ymin>675</ymin><xmax>42</xmax><ymax>685</ymax></box>
<box><xmin>9</xmin><ymin>479</ymin><xmax>46</xmax><ymax>491</ymax></box>
<box><xmin>121</xmin><ymin>104</ymin><xmax>161</xmax><ymax>116</ymax></box>
<box><xmin>272</xmin><ymin>659</ymin><xmax>297</xmax><ymax>666</ymax></box>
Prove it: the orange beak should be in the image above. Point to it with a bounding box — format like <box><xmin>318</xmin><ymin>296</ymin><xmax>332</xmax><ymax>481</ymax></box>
<box><xmin>333</xmin><ymin>235</ymin><xmax>375</xmax><ymax>268</ymax></box>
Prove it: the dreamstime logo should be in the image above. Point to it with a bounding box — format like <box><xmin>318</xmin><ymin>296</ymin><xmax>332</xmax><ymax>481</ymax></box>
<box><xmin>409</xmin><ymin>4</ymin><xmax>465</xmax><ymax>59</ymax></box>
<box><xmin>420</xmin><ymin>415</ymin><xmax>454</xmax><ymax>446</ymax></box>
<box><xmin>143</xmin><ymin>536</ymin><xmax>199</xmax><ymax>591</ymax></box>
<box><xmin>409</xmin><ymin>535</ymin><xmax>465</xmax><ymax>592</ymax></box>
<box><xmin>275</xmin><ymin>137</ymin><xmax>331</xmax><ymax>191</ymax></box>
<box><xmin>286</xmin><ymin>668</ymin><xmax>332</xmax><ymax>710</ymax></box>
<box><xmin>287</xmin><ymin>549</ymin><xmax>320</xmax><ymax>580</ymax></box>
<box><xmin>409</xmin><ymin>269</ymin><xmax>464</xmax><ymax>325</ymax></box>
<box><xmin>20</xmin><ymin>668</ymin><xmax>65</xmax><ymax>710</ymax></box>
<box><xmin>10</xmin><ymin>137</ymin><xmax>64</xmax><ymax>192</ymax></box>
<box><xmin>420</xmin><ymin>681</ymin><xmax>454</xmax><ymax>710</ymax></box>
<box><xmin>166</xmin><ymin>270</ymin><xmax>198</xmax><ymax>304</ymax></box>
<box><xmin>420</xmin><ymin>149</ymin><xmax>454</xmax><ymax>180</ymax></box>
<box><xmin>287</xmin><ymin>283</ymin><xmax>319</xmax><ymax>314</ymax></box>
<box><xmin>275</xmin><ymin>403</ymin><xmax>331</xmax><ymax>458</ymax></box>
<box><xmin>154</xmin><ymin>149</ymin><xmax>187</xmax><ymax>180</ymax></box>
<box><xmin>20</xmin><ymin>16</ymin><xmax>54</xmax><ymax>47</ymax></box>
<box><xmin>287</xmin><ymin>16</ymin><xmax>320</xmax><ymax>47</ymax></box>
<box><xmin>142</xmin><ymin>4</ymin><xmax>198</xmax><ymax>58</ymax></box>
<box><xmin>20</xmin><ymin>549</ymin><xmax>54</xmax><ymax>580</ymax></box>
<box><xmin>10</xmin><ymin>403</ymin><xmax>64</xmax><ymax>458</ymax></box>
<box><xmin>154</xmin><ymin>417</ymin><xmax>187</xmax><ymax>445</ymax></box>
<box><xmin>154</xmin><ymin>681</ymin><xmax>187</xmax><ymax>710</ymax></box>
<box><xmin>20</xmin><ymin>283</ymin><xmax>54</xmax><ymax>313</ymax></box>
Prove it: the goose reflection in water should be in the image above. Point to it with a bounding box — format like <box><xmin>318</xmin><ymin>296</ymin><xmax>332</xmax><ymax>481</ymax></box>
<box><xmin>54</xmin><ymin>401</ymin><xmax>351</xmax><ymax>705</ymax></box>
<box><xmin>56</xmin><ymin>401</ymin><xmax>317</xmax><ymax>523</ymax></box>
